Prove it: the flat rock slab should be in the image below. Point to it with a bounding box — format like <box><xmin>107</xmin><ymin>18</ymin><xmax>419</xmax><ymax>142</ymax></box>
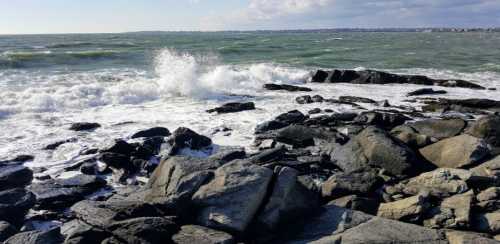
<box><xmin>172</xmin><ymin>225</ymin><xmax>235</xmax><ymax>244</ymax></box>
<box><xmin>409</xmin><ymin>118</ymin><xmax>467</xmax><ymax>140</ymax></box>
<box><xmin>264</xmin><ymin>84</ymin><xmax>312</xmax><ymax>92</ymax></box>
<box><xmin>0</xmin><ymin>165</ymin><xmax>33</xmax><ymax>191</ymax></box>
<box><xmin>402</xmin><ymin>168</ymin><xmax>471</xmax><ymax>198</ymax></box>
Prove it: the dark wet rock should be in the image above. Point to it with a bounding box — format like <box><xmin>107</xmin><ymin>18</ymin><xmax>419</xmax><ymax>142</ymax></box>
<box><xmin>327</xmin><ymin>195</ymin><xmax>380</xmax><ymax>215</ymax></box>
<box><xmin>473</xmin><ymin>212</ymin><xmax>500</xmax><ymax>234</ymax></box>
<box><xmin>422</xmin><ymin>98</ymin><xmax>500</xmax><ymax>114</ymax></box>
<box><xmin>63</xmin><ymin>219</ymin><xmax>110</xmax><ymax>244</ymax></box>
<box><xmin>263</xmin><ymin>83</ymin><xmax>312</xmax><ymax>92</ymax></box>
<box><xmin>275</xmin><ymin>110</ymin><xmax>307</xmax><ymax>125</ymax></box>
<box><xmin>308</xmin><ymin>108</ymin><xmax>321</xmax><ymax>114</ymax></box>
<box><xmin>296</xmin><ymin>95</ymin><xmax>314</xmax><ymax>104</ymax></box>
<box><xmin>409</xmin><ymin>118</ymin><xmax>467</xmax><ymax>140</ymax></box>
<box><xmin>284</xmin><ymin>205</ymin><xmax>447</xmax><ymax>243</ymax></box>
<box><xmin>208</xmin><ymin>146</ymin><xmax>246</xmax><ymax>164</ymax></box>
<box><xmin>70</xmin><ymin>199</ymin><xmax>165</xmax><ymax>229</ymax></box>
<box><xmin>100</xmin><ymin>139</ymin><xmax>136</xmax><ymax>156</ymax></box>
<box><xmin>98</xmin><ymin>153</ymin><xmax>133</xmax><ymax>172</ymax></box>
<box><xmin>43</xmin><ymin>138</ymin><xmax>77</xmax><ymax>150</ymax></box>
<box><xmin>207</xmin><ymin>102</ymin><xmax>255</xmax><ymax>114</ymax></box>
<box><xmin>407</xmin><ymin>88</ymin><xmax>447</xmax><ymax>96</ymax></box>
<box><xmin>144</xmin><ymin>156</ymin><xmax>222</xmax><ymax>211</ymax></box>
<box><xmin>249</xmin><ymin>147</ymin><xmax>286</xmax><ymax>165</ymax></box>
<box><xmin>329</xmin><ymin>126</ymin><xmax>422</xmax><ymax>177</ymax></box>
<box><xmin>131</xmin><ymin>127</ymin><xmax>171</xmax><ymax>139</ymax></box>
<box><xmin>192</xmin><ymin>160</ymin><xmax>273</xmax><ymax>232</ymax></box>
<box><xmin>311</xmin><ymin>69</ymin><xmax>484</xmax><ymax>89</ymax></box>
<box><xmin>69</xmin><ymin>122</ymin><xmax>101</xmax><ymax>131</ymax></box>
<box><xmin>466</xmin><ymin>115</ymin><xmax>500</xmax><ymax>147</ymax></box>
<box><xmin>0</xmin><ymin>221</ymin><xmax>17</xmax><ymax>242</ymax></box>
<box><xmin>0</xmin><ymin>155</ymin><xmax>34</xmax><ymax>165</ymax></box>
<box><xmin>424</xmin><ymin>191</ymin><xmax>474</xmax><ymax>229</ymax></box>
<box><xmin>354</xmin><ymin>111</ymin><xmax>411</xmax><ymax>129</ymax></box>
<box><xmin>402</xmin><ymin>168</ymin><xmax>471</xmax><ymax>198</ymax></box>
<box><xmin>172</xmin><ymin>225</ymin><xmax>235</xmax><ymax>244</ymax></box>
<box><xmin>0</xmin><ymin>165</ymin><xmax>33</xmax><ymax>191</ymax></box>
<box><xmin>29</xmin><ymin>175</ymin><xmax>106</xmax><ymax>210</ymax></box>
<box><xmin>476</xmin><ymin>187</ymin><xmax>500</xmax><ymax>212</ymax></box>
<box><xmin>391</xmin><ymin>125</ymin><xmax>434</xmax><ymax>148</ymax></box>
<box><xmin>420</xmin><ymin>134</ymin><xmax>490</xmax><ymax>168</ymax></box>
<box><xmin>0</xmin><ymin>188</ymin><xmax>35</xmax><ymax>226</ymax></box>
<box><xmin>339</xmin><ymin>96</ymin><xmax>377</xmax><ymax>104</ymax></box>
<box><xmin>257</xmin><ymin>167</ymin><xmax>319</xmax><ymax>230</ymax></box>
<box><xmin>80</xmin><ymin>162</ymin><xmax>97</xmax><ymax>175</ymax></box>
<box><xmin>4</xmin><ymin>228</ymin><xmax>63</xmax><ymax>244</ymax></box>
<box><xmin>321</xmin><ymin>170</ymin><xmax>383</xmax><ymax>199</ymax></box>
<box><xmin>377</xmin><ymin>193</ymin><xmax>430</xmax><ymax>222</ymax></box>
<box><xmin>312</xmin><ymin>95</ymin><xmax>325</xmax><ymax>103</ymax></box>
<box><xmin>167</xmin><ymin>127</ymin><xmax>212</xmax><ymax>155</ymax></box>
<box><xmin>332</xmin><ymin>112</ymin><xmax>358</xmax><ymax>121</ymax></box>
<box><xmin>275</xmin><ymin>125</ymin><xmax>316</xmax><ymax>148</ymax></box>
<box><xmin>255</xmin><ymin>120</ymin><xmax>288</xmax><ymax>134</ymax></box>
<box><xmin>81</xmin><ymin>148</ymin><xmax>99</xmax><ymax>155</ymax></box>
<box><xmin>106</xmin><ymin>217</ymin><xmax>179</xmax><ymax>244</ymax></box>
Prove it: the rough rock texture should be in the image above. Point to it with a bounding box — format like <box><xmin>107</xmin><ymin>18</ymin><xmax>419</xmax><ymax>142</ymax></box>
<box><xmin>402</xmin><ymin>168</ymin><xmax>471</xmax><ymax>197</ymax></box>
<box><xmin>0</xmin><ymin>165</ymin><xmax>33</xmax><ymax>191</ymax></box>
<box><xmin>63</xmin><ymin>219</ymin><xmax>110</xmax><ymax>244</ymax></box>
<box><xmin>206</xmin><ymin>102</ymin><xmax>256</xmax><ymax>114</ymax></box>
<box><xmin>477</xmin><ymin>187</ymin><xmax>500</xmax><ymax>212</ymax></box>
<box><xmin>321</xmin><ymin>170</ymin><xmax>382</xmax><ymax>199</ymax></box>
<box><xmin>257</xmin><ymin>167</ymin><xmax>319</xmax><ymax>230</ymax></box>
<box><xmin>391</xmin><ymin>125</ymin><xmax>434</xmax><ymax>148</ymax></box>
<box><xmin>192</xmin><ymin>160</ymin><xmax>273</xmax><ymax>232</ymax></box>
<box><xmin>420</xmin><ymin>134</ymin><xmax>490</xmax><ymax>168</ymax></box>
<box><xmin>377</xmin><ymin>193</ymin><xmax>430</xmax><ymax>222</ymax></box>
<box><xmin>445</xmin><ymin>230</ymin><xmax>499</xmax><ymax>244</ymax></box>
<box><xmin>275</xmin><ymin>125</ymin><xmax>316</xmax><ymax>148</ymax></box>
<box><xmin>471</xmin><ymin>155</ymin><xmax>500</xmax><ymax>179</ymax></box>
<box><xmin>0</xmin><ymin>188</ymin><xmax>35</xmax><ymax>226</ymax></box>
<box><xmin>285</xmin><ymin>205</ymin><xmax>447</xmax><ymax>243</ymax></box>
<box><xmin>172</xmin><ymin>225</ymin><xmax>235</xmax><ymax>244</ymax></box>
<box><xmin>330</xmin><ymin>126</ymin><xmax>421</xmax><ymax>176</ymax></box>
<box><xmin>424</xmin><ymin>191</ymin><xmax>474</xmax><ymax>229</ymax></box>
<box><xmin>466</xmin><ymin>115</ymin><xmax>500</xmax><ymax>147</ymax></box>
<box><xmin>4</xmin><ymin>228</ymin><xmax>63</xmax><ymax>244</ymax></box>
<box><xmin>327</xmin><ymin>195</ymin><xmax>380</xmax><ymax>215</ymax></box>
<box><xmin>167</xmin><ymin>127</ymin><xmax>213</xmax><ymax>155</ymax></box>
<box><xmin>106</xmin><ymin>217</ymin><xmax>179</xmax><ymax>244</ymax></box>
<box><xmin>409</xmin><ymin>118</ymin><xmax>467</xmax><ymax>139</ymax></box>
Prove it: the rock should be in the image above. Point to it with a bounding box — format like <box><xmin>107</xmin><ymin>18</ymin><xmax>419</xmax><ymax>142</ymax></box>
<box><xmin>100</xmin><ymin>139</ymin><xmax>136</xmax><ymax>156</ymax></box>
<box><xmin>285</xmin><ymin>205</ymin><xmax>447</xmax><ymax>243</ymax></box>
<box><xmin>377</xmin><ymin>193</ymin><xmax>430</xmax><ymax>222</ymax></box>
<box><xmin>477</xmin><ymin>187</ymin><xmax>500</xmax><ymax>212</ymax></box>
<box><xmin>312</xmin><ymin>95</ymin><xmax>325</xmax><ymax>103</ymax></box>
<box><xmin>4</xmin><ymin>228</ymin><xmax>63</xmax><ymax>244</ymax></box>
<box><xmin>70</xmin><ymin>199</ymin><xmax>164</xmax><ymax>229</ymax></box>
<box><xmin>409</xmin><ymin>118</ymin><xmax>467</xmax><ymax>140</ymax></box>
<box><xmin>106</xmin><ymin>217</ymin><xmax>179</xmax><ymax>244</ymax></box>
<box><xmin>407</xmin><ymin>88</ymin><xmax>447</xmax><ymax>96</ymax></box>
<box><xmin>44</xmin><ymin>138</ymin><xmax>77</xmax><ymax>150</ymax></box>
<box><xmin>339</xmin><ymin>96</ymin><xmax>377</xmax><ymax>104</ymax></box>
<box><xmin>0</xmin><ymin>221</ymin><xmax>17</xmax><ymax>242</ymax></box>
<box><xmin>446</xmin><ymin>230</ymin><xmax>500</xmax><ymax>244</ymax></box>
<box><xmin>321</xmin><ymin>170</ymin><xmax>383</xmax><ymax>199</ymax></box>
<box><xmin>0</xmin><ymin>188</ymin><xmax>35</xmax><ymax>226</ymax></box>
<box><xmin>80</xmin><ymin>162</ymin><xmax>97</xmax><ymax>175</ymax></box>
<box><xmin>424</xmin><ymin>191</ymin><xmax>474</xmax><ymax>229</ymax></box>
<box><xmin>310</xmin><ymin>70</ymin><xmax>330</xmax><ymax>83</ymax></box>
<box><xmin>257</xmin><ymin>167</ymin><xmax>319</xmax><ymax>230</ymax></box>
<box><xmin>423</xmin><ymin>98</ymin><xmax>500</xmax><ymax>114</ymax></box>
<box><xmin>419</xmin><ymin>134</ymin><xmax>490</xmax><ymax>168</ymax></box>
<box><xmin>308</xmin><ymin>108</ymin><xmax>321</xmax><ymax>114</ymax></box>
<box><xmin>69</xmin><ymin>122</ymin><xmax>101</xmax><ymax>131</ymax></box>
<box><xmin>466</xmin><ymin>115</ymin><xmax>500</xmax><ymax>147</ymax></box>
<box><xmin>275</xmin><ymin>110</ymin><xmax>307</xmax><ymax>124</ymax></box>
<box><xmin>144</xmin><ymin>156</ymin><xmax>222</xmax><ymax>211</ymax></box>
<box><xmin>275</xmin><ymin>125</ymin><xmax>316</xmax><ymax>148</ymax></box>
<box><xmin>296</xmin><ymin>95</ymin><xmax>314</xmax><ymax>104</ymax></box>
<box><xmin>63</xmin><ymin>220</ymin><xmax>110</xmax><ymax>244</ymax></box>
<box><xmin>207</xmin><ymin>102</ymin><xmax>255</xmax><ymax>114</ymax></box>
<box><xmin>471</xmin><ymin>155</ymin><xmax>500</xmax><ymax>179</ymax></box>
<box><xmin>330</xmin><ymin>126</ymin><xmax>421</xmax><ymax>176</ymax></box>
<box><xmin>0</xmin><ymin>155</ymin><xmax>34</xmax><ymax>165</ymax></box>
<box><xmin>168</xmin><ymin>127</ymin><xmax>212</xmax><ymax>155</ymax></box>
<box><xmin>249</xmin><ymin>147</ymin><xmax>286</xmax><ymax>165</ymax></box>
<box><xmin>29</xmin><ymin>175</ymin><xmax>106</xmax><ymax>210</ymax></box>
<box><xmin>473</xmin><ymin>212</ymin><xmax>500</xmax><ymax>234</ymax></box>
<box><xmin>263</xmin><ymin>84</ymin><xmax>312</xmax><ymax>92</ymax></box>
<box><xmin>403</xmin><ymin>168</ymin><xmax>471</xmax><ymax>197</ymax></box>
<box><xmin>327</xmin><ymin>195</ymin><xmax>380</xmax><ymax>215</ymax></box>
<box><xmin>172</xmin><ymin>225</ymin><xmax>235</xmax><ymax>244</ymax></box>
<box><xmin>0</xmin><ymin>165</ymin><xmax>33</xmax><ymax>191</ymax></box>
<box><xmin>354</xmin><ymin>111</ymin><xmax>411</xmax><ymax>129</ymax></box>
<box><xmin>391</xmin><ymin>125</ymin><xmax>434</xmax><ymax>148</ymax></box>
<box><xmin>255</xmin><ymin>120</ymin><xmax>288</xmax><ymax>134</ymax></box>
<box><xmin>192</xmin><ymin>160</ymin><xmax>273</xmax><ymax>232</ymax></box>
<box><xmin>131</xmin><ymin>127</ymin><xmax>171</xmax><ymax>139</ymax></box>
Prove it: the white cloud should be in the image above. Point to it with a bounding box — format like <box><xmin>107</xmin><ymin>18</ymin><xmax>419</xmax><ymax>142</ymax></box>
<box><xmin>247</xmin><ymin>0</ymin><xmax>334</xmax><ymax>20</ymax></box>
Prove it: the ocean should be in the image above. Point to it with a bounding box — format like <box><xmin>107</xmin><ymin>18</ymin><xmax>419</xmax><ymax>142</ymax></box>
<box><xmin>1</xmin><ymin>31</ymin><xmax>500</xmax><ymax>169</ymax></box>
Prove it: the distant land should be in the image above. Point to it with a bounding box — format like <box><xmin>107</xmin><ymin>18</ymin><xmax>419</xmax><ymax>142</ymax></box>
<box><xmin>128</xmin><ymin>28</ymin><xmax>500</xmax><ymax>34</ymax></box>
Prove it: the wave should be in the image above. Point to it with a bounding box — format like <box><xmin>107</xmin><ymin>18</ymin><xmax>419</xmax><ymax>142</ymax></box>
<box><xmin>0</xmin><ymin>50</ymin><xmax>123</xmax><ymax>68</ymax></box>
<box><xmin>46</xmin><ymin>42</ymin><xmax>138</xmax><ymax>49</ymax></box>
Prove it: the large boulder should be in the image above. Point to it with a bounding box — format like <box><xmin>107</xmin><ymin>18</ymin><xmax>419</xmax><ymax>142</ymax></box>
<box><xmin>63</xmin><ymin>219</ymin><xmax>110</xmax><ymax>244</ymax></box>
<box><xmin>445</xmin><ymin>230</ymin><xmax>500</xmax><ymax>244</ymax></box>
<box><xmin>275</xmin><ymin>125</ymin><xmax>316</xmax><ymax>148</ymax></box>
<box><xmin>285</xmin><ymin>205</ymin><xmax>447</xmax><ymax>243</ymax></box>
<box><xmin>330</xmin><ymin>126</ymin><xmax>421</xmax><ymax>177</ymax></box>
<box><xmin>131</xmin><ymin>127</ymin><xmax>171</xmax><ymax>139</ymax></box>
<box><xmin>0</xmin><ymin>165</ymin><xmax>33</xmax><ymax>191</ymax></box>
<box><xmin>471</xmin><ymin>155</ymin><xmax>500</xmax><ymax>179</ymax></box>
<box><xmin>29</xmin><ymin>175</ymin><xmax>106</xmax><ymax>210</ymax></box>
<box><xmin>409</xmin><ymin>118</ymin><xmax>467</xmax><ymax>140</ymax></box>
<box><xmin>354</xmin><ymin>111</ymin><xmax>411</xmax><ymax>129</ymax></box>
<box><xmin>172</xmin><ymin>225</ymin><xmax>235</xmax><ymax>244</ymax></box>
<box><xmin>377</xmin><ymin>193</ymin><xmax>430</xmax><ymax>222</ymax></box>
<box><xmin>466</xmin><ymin>115</ymin><xmax>500</xmax><ymax>147</ymax></box>
<box><xmin>401</xmin><ymin>168</ymin><xmax>471</xmax><ymax>198</ymax></box>
<box><xmin>167</xmin><ymin>127</ymin><xmax>212</xmax><ymax>155</ymax></box>
<box><xmin>106</xmin><ymin>217</ymin><xmax>179</xmax><ymax>244</ymax></box>
<box><xmin>391</xmin><ymin>125</ymin><xmax>434</xmax><ymax>148</ymax></box>
<box><xmin>321</xmin><ymin>170</ymin><xmax>383</xmax><ymax>199</ymax></box>
<box><xmin>0</xmin><ymin>188</ymin><xmax>35</xmax><ymax>226</ymax></box>
<box><xmin>424</xmin><ymin>191</ymin><xmax>474</xmax><ymax>229</ymax></box>
<box><xmin>4</xmin><ymin>228</ymin><xmax>63</xmax><ymax>244</ymax></box>
<box><xmin>419</xmin><ymin>134</ymin><xmax>490</xmax><ymax>168</ymax></box>
<box><xmin>192</xmin><ymin>160</ymin><xmax>273</xmax><ymax>232</ymax></box>
<box><xmin>257</xmin><ymin>167</ymin><xmax>319</xmax><ymax>230</ymax></box>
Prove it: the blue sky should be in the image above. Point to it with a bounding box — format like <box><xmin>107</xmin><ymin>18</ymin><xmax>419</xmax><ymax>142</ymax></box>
<box><xmin>1</xmin><ymin>0</ymin><xmax>500</xmax><ymax>34</ymax></box>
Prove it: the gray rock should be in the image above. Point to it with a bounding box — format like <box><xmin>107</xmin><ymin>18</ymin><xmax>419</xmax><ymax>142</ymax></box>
<box><xmin>0</xmin><ymin>165</ymin><xmax>33</xmax><ymax>191</ymax></box>
<box><xmin>63</xmin><ymin>220</ymin><xmax>110</xmax><ymax>244</ymax></box>
<box><xmin>402</xmin><ymin>168</ymin><xmax>471</xmax><ymax>198</ymax></box>
<box><xmin>321</xmin><ymin>170</ymin><xmax>382</xmax><ymax>199</ymax></box>
<box><xmin>471</xmin><ymin>155</ymin><xmax>500</xmax><ymax>179</ymax></box>
<box><xmin>172</xmin><ymin>225</ymin><xmax>234</xmax><ymax>244</ymax></box>
<box><xmin>377</xmin><ymin>193</ymin><xmax>430</xmax><ymax>222</ymax></box>
<box><xmin>285</xmin><ymin>205</ymin><xmax>446</xmax><ymax>244</ymax></box>
<box><xmin>106</xmin><ymin>217</ymin><xmax>178</xmax><ymax>244</ymax></box>
<box><xmin>5</xmin><ymin>228</ymin><xmax>63</xmax><ymax>244</ymax></box>
<box><xmin>0</xmin><ymin>221</ymin><xmax>17</xmax><ymax>242</ymax></box>
<box><xmin>473</xmin><ymin>212</ymin><xmax>500</xmax><ymax>234</ymax></box>
<box><xmin>131</xmin><ymin>127</ymin><xmax>171</xmax><ymax>139</ymax></box>
<box><xmin>330</xmin><ymin>126</ymin><xmax>420</xmax><ymax>176</ymax></box>
<box><xmin>0</xmin><ymin>188</ymin><xmax>35</xmax><ymax>226</ymax></box>
<box><xmin>466</xmin><ymin>115</ymin><xmax>500</xmax><ymax>147</ymax></box>
<box><xmin>446</xmin><ymin>230</ymin><xmax>500</xmax><ymax>244</ymax></box>
<box><xmin>477</xmin><ymin>187</ymin><xmax>500</xmax><ymax>212</ymax></box>
<box><xmin>257</xmin><ymin>167</ymin><xmax>319</xmax><ymax>230</ymax></box>
<box><xmin>206</xmin><ymin>102</ymin><xmax>255</xmax><ymax>114</ymax></box>
<box><xmin>409</xmin><ymin>118</ymin><xmax>467</xmax><ymax>140</ymax></box>
<box><xmin>327</xmin><ymin>195</ymin><xmax>380</xmax><ymax>215</ymax></box>
<box><xmin>420</xmin><ymin>134</ymin><xmax>490</xmax><ymax>168</ymax></box>
<box><xmin>275</xmin><ymin>125</ymin><xmax>316</xmax><ymax>148</ymax></box>
<box><xmin>167</xmin><ymin>127</ymin><xmax>212</xmax><ymax>155</ymax></box>
<box><xmin>391</xmin><ymin>125</ymin><xmax>434</xmax><ymax>148</ymax></box>
<box><xmin>424</xmin><ymin>191</ymin><xmax>474</xmax><ymax>229</ymax></box>
<box><xmin>192</xmin><ymin>160</ymin><xmax>273</xmax><ymax>232</ymax></box>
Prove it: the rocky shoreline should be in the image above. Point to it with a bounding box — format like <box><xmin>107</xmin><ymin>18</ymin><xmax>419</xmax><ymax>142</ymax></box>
<box><xmin>1</xmin><ymin>69</ymin><xmax>500</xmax><ymax>243</ymax></box>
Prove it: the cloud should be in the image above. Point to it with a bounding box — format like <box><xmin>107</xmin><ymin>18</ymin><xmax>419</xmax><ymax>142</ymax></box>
<box><xmin>203</xmin><ymin>0</ymin><xmax>500</xmax><ymax>29</ymax></box>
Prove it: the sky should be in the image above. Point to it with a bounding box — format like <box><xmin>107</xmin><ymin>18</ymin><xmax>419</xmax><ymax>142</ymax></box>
<box><xmin>1</xmin><ymin>0</ymin><xmax>500</xmax><ymax>34</ymax></box>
